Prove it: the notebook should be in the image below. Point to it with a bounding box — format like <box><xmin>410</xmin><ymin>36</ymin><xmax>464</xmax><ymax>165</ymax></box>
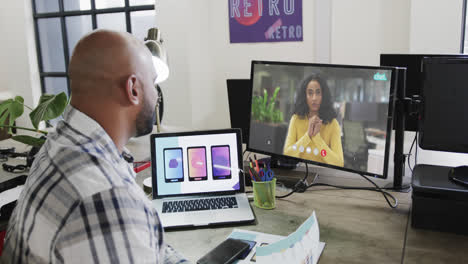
<box><xmin>150</xmin><ymin>129</ymin><xmax>255</xmax><ymax>229</ymax></box>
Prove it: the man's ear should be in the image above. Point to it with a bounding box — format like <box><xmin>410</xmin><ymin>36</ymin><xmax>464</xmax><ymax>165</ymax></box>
<box><xmin>125</xmin><ymin>74</ymin><xmax>140</xmax><ymax>105</ymax></box>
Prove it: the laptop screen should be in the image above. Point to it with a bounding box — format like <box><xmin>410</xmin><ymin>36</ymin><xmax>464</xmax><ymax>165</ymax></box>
<box><xmin>150</xmin><ymin>129</ymin><xmax>244</xmax><ymax>197</ymax></box>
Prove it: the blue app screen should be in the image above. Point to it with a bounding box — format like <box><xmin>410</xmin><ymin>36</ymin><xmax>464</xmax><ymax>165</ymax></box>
<box><xmin>164</xmin><ymin>148</ymin><xmax>184</xmax><ymax>182</ymax></box>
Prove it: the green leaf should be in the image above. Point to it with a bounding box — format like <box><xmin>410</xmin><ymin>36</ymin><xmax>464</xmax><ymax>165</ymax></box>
<box><xmin>0</xmin><ymin>96</ymin><xmax>25</xmax><ymax>134</ymax></box>
<box><xmin>268</xmin><ymin>87</ymin><xmax>281</xmax><ymax>116</ymax></box>
<box><xmin>29</xmin><ymin>92</ymin><xmax>68</xmax><ymax>129</ymax></box>
<box><xmin>11</xmin><ymin>135</ymin><xmax>46</xmax><ymax>147</ymax></box>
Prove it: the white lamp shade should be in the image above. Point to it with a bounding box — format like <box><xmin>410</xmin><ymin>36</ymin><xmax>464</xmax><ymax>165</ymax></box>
<box><xmin>152</xmin><ymin>56</ymin><xmax>169</xmax><ymax>84</ymax></box>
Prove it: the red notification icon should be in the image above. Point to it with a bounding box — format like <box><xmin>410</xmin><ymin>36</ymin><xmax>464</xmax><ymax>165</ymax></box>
<box><xmin>321</xmin><ymin>149</ymin><xmax>327</xmax><ymax>157</ymax></box>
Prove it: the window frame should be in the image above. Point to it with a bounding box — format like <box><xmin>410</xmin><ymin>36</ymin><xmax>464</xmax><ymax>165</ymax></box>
<box><xmin>31</xmin><ymin>0</ymin><xmax>155</xmax><ymax>95</ymax></box>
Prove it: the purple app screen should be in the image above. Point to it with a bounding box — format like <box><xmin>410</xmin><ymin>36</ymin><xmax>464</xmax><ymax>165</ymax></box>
<box><xmin>212</xmin><ymin>146</ymin><xmax>231</xmax><ymax>178</ymax></box>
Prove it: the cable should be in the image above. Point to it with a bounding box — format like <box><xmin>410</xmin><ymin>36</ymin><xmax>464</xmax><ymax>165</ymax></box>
<box><xmin>275</xmin><ymin>164</ymin><xmax>398</xmax><ymax>208</ymax></box>
<box><xmin>306</xmin><ymin>182</ymin><xmax>398</xmax><ymax>208</ymax></box>
<box><xmin>242</xmin><ymin>150</ymin><xmax>252</xmax><ymax>166</ymax></box>
<box><xmin>2</xmin><ymin>163</ymin><xmax>28</xmax><ymax>173</ymax></box>
<box><xmin>355</xmin><ymin>173</ymin><xmax>398</xmax><ymax>208</ymax></box>
<box><xmin>408</xmin><ymin>133</ymin><xmax>417</xmax><ymax>173</ymax></box>
<box><xmin>275</xmin><ymin>188</ymin><xmax>296</xmax><ymax>198</ymax></box>
<box><xmin>415</xmin><ymin>132</ymin><xmax>419</xmax><ymax>165</ymax></box>
<box><xmin>275</xmin><ymin>163</ymin><xmax>309</xmax><ymax>198</ymax></box>
<box><xmin>303</xmin><ymin>163</ymin><xmax>309</xmax><ymax>182</ymax></box>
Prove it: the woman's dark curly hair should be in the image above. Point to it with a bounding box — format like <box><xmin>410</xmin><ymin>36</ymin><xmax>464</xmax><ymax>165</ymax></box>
<box><xmin>293</xmin><ymin>73</ymin><xmax>337</xmax><ymax>124</ymax></box>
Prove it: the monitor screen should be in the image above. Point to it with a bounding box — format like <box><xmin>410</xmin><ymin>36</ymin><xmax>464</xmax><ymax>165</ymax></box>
<box><xmin>227</xmin><ymin>79</ymin><xmax>251</xmax><ymax>144</ymax></box>
<box><xmin>151</xmin><ymin>130</ymin><xmax>244</xmax><ymax>197</ymax></box>
<box><xmin>380</xmin><ymin>54</ymin><xmax>468</xmax><ymax>131</ymax></box>
<box><xmin>419</xmin><ymin>57</ymin><xmax>468</xmax><ymax>153</ymax></box>
<box><xmin>248</xmin><ymin>61</ymin><xmax>397</xmax><ymax>178</ymax></box>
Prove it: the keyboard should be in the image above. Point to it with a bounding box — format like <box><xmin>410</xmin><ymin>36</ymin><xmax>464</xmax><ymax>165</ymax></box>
<box><xmin>162</xmin><ymin>197</ymin><xmax>238</xmax><ymax>213</ymax></box>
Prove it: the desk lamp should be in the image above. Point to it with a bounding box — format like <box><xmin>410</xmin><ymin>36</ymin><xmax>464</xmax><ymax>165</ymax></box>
<box><xmin>144</xmin><ymin>27</ymin><xmax>169</xmax><ymax>132</ymax></box>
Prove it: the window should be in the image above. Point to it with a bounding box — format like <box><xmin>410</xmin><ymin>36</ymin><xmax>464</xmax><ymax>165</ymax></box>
<box><xmin>32</xmin><ymin>0</ymin><xmax>156</xmax><ymax>95</ymax></box>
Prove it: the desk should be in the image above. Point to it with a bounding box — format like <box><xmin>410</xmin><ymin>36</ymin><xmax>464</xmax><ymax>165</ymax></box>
<box><xmin>164</xmin><ymin>189</ymin><xmax>409</xmax><ymax>263</ymax></box>
<box><xmin>133</xmin><ymin>167</ymin><xmax>468</xmax><ymax>263</ymax></box>
<box><xmin>1</xmin><ymin>137</ymin><xmax>468</xmax><ymax>263</ymax></box>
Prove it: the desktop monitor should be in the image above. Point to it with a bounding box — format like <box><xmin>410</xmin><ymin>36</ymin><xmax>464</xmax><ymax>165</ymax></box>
<box><xmin>380</xmin><ymin>54</ymin><xmax>468</xmax><ymax>131</ymax></box>
<box><xmin>227</xmin><ymin>79</ymin><xmax>251</xmax><ymax>144</ymax></box>
<box><xmin>247</xmin><ymin>60</ymin><xmax>398</xmax><ymax>179</ymax></box>
<box><xmin>419</xmin><ymin>57</ymin><xmax>468</xmax><ymax>153</ymax></box>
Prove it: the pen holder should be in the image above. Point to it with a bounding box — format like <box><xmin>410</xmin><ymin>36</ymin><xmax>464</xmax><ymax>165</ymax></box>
<box><xmin>252</xmin><ymin>178</ymin><xmax>276</xmax><ymax>210</ymax></box>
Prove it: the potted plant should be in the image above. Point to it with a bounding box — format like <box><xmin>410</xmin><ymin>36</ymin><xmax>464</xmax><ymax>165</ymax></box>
<box><xmin>250</xmin><ymin>87</ymin><xmax>288</xmax><ymax>154</ymax></box>
<box><xmin>0</xmin><ymin>92</ymin><xmax>69</xmax><ymax>148</ymax></box>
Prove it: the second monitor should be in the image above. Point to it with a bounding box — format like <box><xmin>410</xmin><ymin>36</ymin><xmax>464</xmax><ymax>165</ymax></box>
<box><xmin>248</xmin><ymin>61</ymin><xmax>398</xmax><ymax>179</ymax></box>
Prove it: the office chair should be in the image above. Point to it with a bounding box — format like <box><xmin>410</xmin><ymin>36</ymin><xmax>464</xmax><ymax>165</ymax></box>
<box><xmin>342</xmin><ymin>120</ymin><xmax>376</xmax><ymax>171</ymax></box>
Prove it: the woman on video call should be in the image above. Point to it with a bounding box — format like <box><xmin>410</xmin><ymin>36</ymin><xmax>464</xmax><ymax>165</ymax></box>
<box><xmin>283</xmin><ymin>73</ymin><xmax>344</xmax><ymax>167</ymax></box>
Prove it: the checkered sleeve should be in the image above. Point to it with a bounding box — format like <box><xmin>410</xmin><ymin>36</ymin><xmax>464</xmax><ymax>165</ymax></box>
<box><xmin>163</xmin><ymin>244</ymin><xmax>191</xmax><ymax>264</ymax></box>
<box><xmin>53</xmin><ymin>187</ymin><xmax>190</xmax><ymax>263</ymax></box>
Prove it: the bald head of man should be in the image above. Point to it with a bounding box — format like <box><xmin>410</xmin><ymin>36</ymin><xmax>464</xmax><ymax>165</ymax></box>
<box><xmin>69</xmin><ymin>29</ymin><xmax>158</xmax><ymax>152</ymax></box>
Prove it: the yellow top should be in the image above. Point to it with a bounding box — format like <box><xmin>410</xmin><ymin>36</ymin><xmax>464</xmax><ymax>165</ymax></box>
<box><xmin>283</xmin><ymin>114</ymin><xmax>344</xmax><ymax>167</ymax></box>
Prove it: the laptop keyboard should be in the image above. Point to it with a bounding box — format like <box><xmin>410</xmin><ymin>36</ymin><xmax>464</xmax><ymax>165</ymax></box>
<box><xmin>162</xmin><ymin>197</ymin><xmax>238</xmax><ymax>213</ymax></box>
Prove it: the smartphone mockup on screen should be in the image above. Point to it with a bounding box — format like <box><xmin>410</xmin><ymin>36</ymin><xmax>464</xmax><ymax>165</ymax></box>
<box><xmin>197</xmin><ymin>238</ymin><xmax>250</xmax><ymax>264</ymax></box>
<box><xmin>187</xmin><ymin>147</ymin><xmax>208</xmax><ymax>181</ymax></box>
<box><xmin>163</xmin><ymin>148</ymin><xmax>184</xmax><ymax>183</ymax></box>
<box><xmin>211</xmin><ymin>145</ymin><xmax>232</xmax><ymax>180</ymax></box>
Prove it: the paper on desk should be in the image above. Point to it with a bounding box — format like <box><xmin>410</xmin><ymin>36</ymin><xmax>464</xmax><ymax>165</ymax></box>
<box><xmin>228</xmin><ymin>211</ymin><xmax>325</xmax><ymax>264</ymax></box>
<box><xmin>228</xmin><ymin>229</ymin><xmax>284</xmax><ymax>263</ymax></box>
<box><xmin>256</xmin><ymin>211</ymin><xmax>325</xmax><ymax>264</ymax></box>
<box><xmin>0</xmin><ymin>185</ymin><xmax>23</xmax><ymax>210</ymax></box>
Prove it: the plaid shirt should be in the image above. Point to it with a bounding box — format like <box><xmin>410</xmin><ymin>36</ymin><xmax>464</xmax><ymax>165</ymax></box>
<box><xmin>1</xmin><ymin>106</ymin><xmax>189</xmax><ymax>264</ymax></box>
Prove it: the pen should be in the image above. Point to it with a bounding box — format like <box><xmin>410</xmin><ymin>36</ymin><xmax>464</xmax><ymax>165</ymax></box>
<box><xmin>248</xmin><ymin>167</ymin><xmax>255</xmax><ymax>181</ymax></box>
<box><xmin>249</xmin><ymin>167</ymin><xmax>260</xmax><ymax>181</ymax></box>
<box><xmin>133</xmin><ymin>161</ymin><xmax>151</xmax><ymax>173</ymax></box>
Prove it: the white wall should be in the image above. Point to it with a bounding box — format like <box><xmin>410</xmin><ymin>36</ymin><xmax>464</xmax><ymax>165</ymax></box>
<box><xmin>158</xmin><ymin>0</ymin><xmax>315</xmax><ymax>129</ymax></box>
<box><xmin>0</xmin><ymin>0</ymin><xmax>41</xmax><ymax>127</ymax></box>
<box><xmin>409</xmin><ymin>0</ymin><xmax>464</xmax><ymax>53</ymax></box>
<box><xmin>330</xmin><ymin>0</ymin><xmax>410</xmax><ymax>66</ymax></box>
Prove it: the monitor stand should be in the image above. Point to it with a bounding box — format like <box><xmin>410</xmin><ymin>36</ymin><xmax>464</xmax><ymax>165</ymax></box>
<box><xmin>449</xmin><ymin>166</ymin><xmax>468</xmax><ymax>188</ymax></box>
<box><xmin>269</xmin><ymin>156</ymin><xmax>298</xmax><ymax>170</ymax></box>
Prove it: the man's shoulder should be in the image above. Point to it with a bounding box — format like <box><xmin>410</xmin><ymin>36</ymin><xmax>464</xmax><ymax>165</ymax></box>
<box><xmin>33</xmin><ymin>139</ymin><xmax>128</xmax><ymax>199</ymax></box>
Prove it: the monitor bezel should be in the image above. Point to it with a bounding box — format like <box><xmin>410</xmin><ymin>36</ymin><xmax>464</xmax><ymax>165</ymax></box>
<box><xmin>419</xmin><ymin>57</ymin><xmax>468</xmax><ymax>153</ymax></box>
<box><xmin>150</xmin><ymin>128</ymin><xmax>245</xmax><ymax>198</ymax></box>
<box><xmin>247</xmin><ymin>60</ymin><xmax>398</xmax><ymax>179</ymax></box>
<box><xmin>226</xmin><ymin>79</ymin><xmax>251</xmax><ymax>144</ymax></box>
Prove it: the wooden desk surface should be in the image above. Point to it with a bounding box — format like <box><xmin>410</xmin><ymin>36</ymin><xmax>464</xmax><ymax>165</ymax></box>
<box><xmin>1</xmin><ymin>137</ymin><xmax>467</xmax><ymax>263</ymax></box>
<box><xmin>133</xmin><ymin>169</ymin><xmax>468</xmax><ymax>264</ymax></box>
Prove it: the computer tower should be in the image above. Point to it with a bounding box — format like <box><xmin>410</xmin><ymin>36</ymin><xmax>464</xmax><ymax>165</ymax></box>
<box><xmin>412</xmin><ymin>164</ymin><xmax>468</xmax><ymax>235</ymax></box>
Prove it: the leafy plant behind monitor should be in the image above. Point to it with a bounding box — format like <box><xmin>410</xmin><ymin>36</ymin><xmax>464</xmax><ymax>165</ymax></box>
<box><xmin>0</xmin><ymin>92</ymin><xmax>69</xmax><ymax>147</ymax></box>
<box><xmin>252</xmin><ymin>86</ymin><xmax>283</xmax><ymax>123</ymax></box>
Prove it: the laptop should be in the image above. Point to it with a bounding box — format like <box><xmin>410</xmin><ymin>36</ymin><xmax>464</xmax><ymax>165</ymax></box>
<box><xmin>150</xmin><ymin>129</ymin><xmax>255</xmax><ymax>229</ymax></box>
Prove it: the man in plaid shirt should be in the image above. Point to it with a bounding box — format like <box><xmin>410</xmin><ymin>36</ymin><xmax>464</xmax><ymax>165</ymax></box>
<box><xmin>1</xmin><ymin>30</ymin><xmax>189</xmax><ymax>263</ymax></box>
